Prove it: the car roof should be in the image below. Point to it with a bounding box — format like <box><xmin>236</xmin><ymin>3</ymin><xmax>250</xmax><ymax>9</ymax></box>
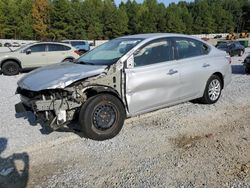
<box><xmin>118</xmin><ymin>33</ymin><xmax>210</xmax><ymax>45</ymax></box>
<box><xmin>62</xmin><ymin>40</ymin><xmax>87</xmax><ymax>42</ymax></box>
<box><xmin>30</xmin><ymin>42</ymin><xmax>73</xmax><ymax>47</ymax></box>
<box><xmin>119</xmin><ymin>33</ymin><xmax>199</xmax><ymax>39</ymax></box>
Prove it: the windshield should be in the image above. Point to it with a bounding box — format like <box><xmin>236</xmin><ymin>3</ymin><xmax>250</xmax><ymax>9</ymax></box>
<box><xmin>71</xmin><ymin>41</ymin><xmax>86</xmax><ymax>46</ymax></box>
<box><xmin>217</xmin><ymin>43</ymin><xmax>228</xmax><ymax>48</ymax></box>
<box><xmin>76</xmin><ymin>38</ymin><xmax>143</xmax><ymax>66</ymax></box>
<box><xmin>13</xmin><ymin>43</ymin><xmax>33</xmax><ymax>52</ymax></box>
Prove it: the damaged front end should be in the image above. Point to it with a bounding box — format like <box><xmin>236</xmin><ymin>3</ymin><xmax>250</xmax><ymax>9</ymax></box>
<box><xmin>14</xmin><ymin>61</ymin><xmax>124</xmax><ymax>131</ymax></box>
<box><xmin>15</xmin><ymin>86</ymin><xmax>86</xmax><ymax>130</ymax></box>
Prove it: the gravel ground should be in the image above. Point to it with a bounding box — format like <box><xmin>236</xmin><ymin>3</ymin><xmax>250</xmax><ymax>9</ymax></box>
<box><xmin>0</xmin><ymin>49</ymin><xmax>250</xmax><ymax>188</ymax></box>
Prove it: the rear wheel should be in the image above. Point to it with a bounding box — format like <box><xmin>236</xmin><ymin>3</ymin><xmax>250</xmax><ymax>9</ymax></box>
<box><xmin>79</xmin><ymin>94</ymin><xmax>126</xmax><ymax>141</ymax></box>
<box><xmin>2</xmin><ymin>61</ymin><xmax>20</xmax><ymax>75</ymax></box>
<box><xmin>199</xmin><ymin>75</ymin><xmax>222</xmax><ymax>104</ymax></box>
<box><xmin>78</xmin><ymin>50</ymin><xmax>87</xmax><ymax>55</ymax></box>
<box><xmin>238</xmin><ymin>50</ymin><xmax>244</xmax><ymax>56</ymax></box>
<box><xmin>245</xmin><ymin>67</ymin><xmax>250</xmax><ymax>74</ymax></box>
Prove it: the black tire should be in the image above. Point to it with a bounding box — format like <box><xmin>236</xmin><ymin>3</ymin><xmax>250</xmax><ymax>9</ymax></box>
<box><xmin>245</xmin><ymin>67</ymin><xmax>250</xmax><ymax>74</ymax></box>
<box><xmin>79</xmin><ymin>94</ymin><xmax>126</xmax><ymax>141</ymax></box>
<box><xmin>199</xmin><ymin>75</ymin><xmax>222</xmax><ymax>104</ymax></box>
<box><xmin>78</xmin><ymin>50</ymin><xmax>87</xmax><ymax>55</ymax></box>
<box><xmin>238</xmin><ymin>50</ymin><xmax>244</xmax><ymax>57</ymax></box>
<box><xmin>1</xmin><ymin>61</ymin><xmax>20</xmax><ymax>75</ymax></box>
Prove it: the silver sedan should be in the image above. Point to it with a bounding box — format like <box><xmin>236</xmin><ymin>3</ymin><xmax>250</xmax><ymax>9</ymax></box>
<box><xmin>16</xmin><ymin>33</ymin><xmax>232</xmax><ymax>140</ymax></box>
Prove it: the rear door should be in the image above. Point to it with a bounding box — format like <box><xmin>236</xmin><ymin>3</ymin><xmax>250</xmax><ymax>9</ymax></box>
<box><xmin>125</xmin><ymin>38</ymin><xmax>182</xmax><ymax>115</ymax></box>
<box><xmin>46</xmin><ymin>44</ymin><xmax>72</xmax><ymax>64</ymax></box>
<box><xmin>21</xmin><ymin>44</ymin><xmax>47</xmax><ymax>68</ymax></box>
<box><xmin>172</xmin><ymin>37</ymin><xmax>212</xmax><ymax>99</ymax></box>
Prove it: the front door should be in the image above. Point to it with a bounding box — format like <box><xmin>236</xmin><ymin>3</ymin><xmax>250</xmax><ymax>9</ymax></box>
<box><xmin>125</xmin><ymin>38</ymin><xmax>182</xmax><ymax>115</ymax></box>
<box><xmin>21</xmin><ymin>44</ymin><xmax>47</xmax><ymax>68</ymax></box>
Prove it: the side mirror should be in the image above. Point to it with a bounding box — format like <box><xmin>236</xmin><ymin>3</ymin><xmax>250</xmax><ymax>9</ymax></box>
<box><xmin>26</xmin><ymin>49</ymin><xmax>31</xmax><ymax>55</ymax></box>
<box><xmin>126</xmin><ymin>55</ymin><xmax>134</xmax><ymax>69</ymax></box>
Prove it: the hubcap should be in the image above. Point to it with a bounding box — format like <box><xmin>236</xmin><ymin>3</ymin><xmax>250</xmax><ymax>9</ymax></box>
<box><xmin>92</xmin><ymin>103</ymin><xmax>117</xmax><ymax>130</ymax></box>
<box><xmin>7</xmin><ymin>65</ymin><xmax>17</xmax><ymax>74</ymax></box>
<box><xmin>208</xmin><ymin>79</ymin><xmax>221</xmax><ymax>101</ymax></box>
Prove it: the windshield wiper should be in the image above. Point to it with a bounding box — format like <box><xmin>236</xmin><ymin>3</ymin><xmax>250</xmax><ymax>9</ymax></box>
<box><xmin>7</xmin><ymin>46</ymin><xmax>13</xmax><ymax>52</ymax></box>
<box><xmin>77</xmin><ymin>61</ymin><xmax>95</xmax><ymax>65</ymax></box>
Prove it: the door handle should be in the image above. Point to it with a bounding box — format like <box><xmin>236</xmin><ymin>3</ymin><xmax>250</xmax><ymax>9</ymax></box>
<box><xmin>203</xmin><ymin>63</ymin><xmax>210</xmax><ymax>68</ymax></box>
<box><xmin>167</xmin><ymin>69</ymin><xmax>178</xmax><ymax>75</ymax></box>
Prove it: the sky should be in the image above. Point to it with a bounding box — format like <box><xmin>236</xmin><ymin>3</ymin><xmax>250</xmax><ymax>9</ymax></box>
<box><xmin>115</xmin><ymin>0</ymin><xmax>194</xmax><ymax>6</ymax></box>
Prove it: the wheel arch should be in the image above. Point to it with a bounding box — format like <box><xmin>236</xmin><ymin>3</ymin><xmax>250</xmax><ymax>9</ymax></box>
<box><xmin>1</xmin><ymin>58</ymin><xmax>22</xmax><ymax>69</ymax></box>
<box><xmin>83</xmin><ymin>85</ymin><xmax>127</xmax><ymax>111</ymax></box>
<box><xmin>212</xmin><ymin>72</ymin><xmax>224</xmax><ymax>89</ymax></box>
<box><xmin>62</xmin><ymin>56</ymin><xmax>75</xmax><ymax>62</ymax></box>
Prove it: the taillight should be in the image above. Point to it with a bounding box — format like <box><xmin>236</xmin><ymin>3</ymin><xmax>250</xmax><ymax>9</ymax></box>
<box><xmin>74</xmin><ymin>50</ymin><xmax>81</xmax><ymax>56</ymax></box>
<box><xmin>226</xmin><ymin>55</ymin><xmax>231</xmax><ymax>64</ymax></box>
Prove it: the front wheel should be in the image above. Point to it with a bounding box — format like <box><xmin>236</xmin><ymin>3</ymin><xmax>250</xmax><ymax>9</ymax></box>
<box><xmin>199</xmin><ymin>75</ymin><xmax>222</xmax><ymax>104</ymax></box>
<box><xmin>79</xmin><ymin>94</ymin><xmax>126</xmax><ymax>141</ymax></box>
<box><xmin>2</xmin><ymin>61</ymin><xmax>20</xmax><ymax>75</ymax></box>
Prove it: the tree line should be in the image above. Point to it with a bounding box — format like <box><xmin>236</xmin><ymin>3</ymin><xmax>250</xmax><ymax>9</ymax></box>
<box><xmin>0</xmin><ymin>0</ymin><xmax>249</xmax><ymax>41</ymax></box>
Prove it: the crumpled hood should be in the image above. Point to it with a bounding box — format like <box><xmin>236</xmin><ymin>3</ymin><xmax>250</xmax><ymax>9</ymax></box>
<box><xmin>18</xmin><ymin>62</ymin><xmax>107</xmax><ymax>91</ymax></box>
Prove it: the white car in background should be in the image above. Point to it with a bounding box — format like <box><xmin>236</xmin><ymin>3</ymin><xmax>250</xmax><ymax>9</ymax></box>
<box><xmin>0</xmin><ymin>42</ymin><xmax>80</xmax><ymax>75</ymax></box>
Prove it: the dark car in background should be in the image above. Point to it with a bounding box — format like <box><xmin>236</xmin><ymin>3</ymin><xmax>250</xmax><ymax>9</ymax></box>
<box><xmin>62</xmin><ymin>40</ymin><xmax>90</xmax><ymax>55</ymax></box>
<box><xmin>216</xmin><ymin>41</ymin><xmax>245</xmax><ymax>57</ymax></box>
<box><xmin>243</xmin><ymin>54</ymin><xmax>250</xmax><ymax>73</ymax></box>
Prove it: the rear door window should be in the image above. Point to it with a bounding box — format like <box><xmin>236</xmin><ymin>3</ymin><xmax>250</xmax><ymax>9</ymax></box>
<box><xmin>71</xmin><ymin>41</ymin><xmax>86</xmax><ymax>46</ymax></box>
<box><xmin>48</xmin><ymin>44</ymin><xmax>70</xmax><ymax>51</ymax></box>
<box><xmin>173</xmin><ymin>37</ymin><xmax>210</xmax><ymax>59</ymax></box>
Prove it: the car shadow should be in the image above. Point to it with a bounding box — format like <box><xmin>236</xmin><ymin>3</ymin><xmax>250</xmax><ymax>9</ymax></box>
<box><xmin>0</xmin><ymin>138</ymin><xmax>29</xmax><ymax>188</ymax></box>
<box><xmin>231</xmin><ymin>64</ymin><xmax>246</xmax><ymax>75</ymax></box>
<box><xmin>15</xmin><ymin>113</ymin><xmax>86</xmax><ymax>138</ymax></box>
<box><xmin>15</xmin><ymin>112</ymin><xmax>37</xmax><ymax>126</ymax></box>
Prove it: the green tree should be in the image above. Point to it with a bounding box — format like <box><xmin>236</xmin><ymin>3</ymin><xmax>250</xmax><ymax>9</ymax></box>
<box><xmin>102</xmin><ymin>0</ymin><xmax>128</xmax><ymax>39</ymax></box>
<box><xmin>50</xmin><ymin>0</ymin><xmax>72</xmax><ymax>40</ymax></box>
<box><xmin>82</xmin><ymin>0</ymin><xmax>103</xmax><ymax>39</ymax></box>
<box><xmin>241</xmin><ymin>0</ymin><xmax>250</xmax><ymax>31</ymax></box>
<box><xmin>18</xmin><ymin>0</ymin><xmax>34</xmax><ymax>39</ymax></box>
<box><xmin>32</xmin><ymin>0</ymin><xmax>50</xmax><ymax>40</ymax></box>
<box><xmin>165</xmin><ymin>3</ymin><xmax>186</xmax><ymax>33</ymax></box>
<box><xmin>0</xmin><ymin>0</ymin><xmax>6</xmax><ymax>38</ymax></box>
<box><xmin>139</xmin><ymin>0</ymin><xmax>159</xmax><ymax>33</ymax></box>
<box><xmin>122</xmin><ymin>0</ymin><xmax>144</xmax><ymax>34</ymax></box>
<box><xmin>69</xmin><ymin>0</ymin><xmax>87</xmax><ymax>39</ymax></box>
<box><xmin>191</xmin><ymin>0</ymin><xmax>216</xmax><ymax>34</ymax></box>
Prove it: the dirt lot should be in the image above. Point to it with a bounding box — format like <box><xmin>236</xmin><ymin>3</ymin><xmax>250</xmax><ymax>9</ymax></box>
<box><xmin>0</xmin><ymin>50</ymin><xmax>250</xmax><ymax>188</ymax></box>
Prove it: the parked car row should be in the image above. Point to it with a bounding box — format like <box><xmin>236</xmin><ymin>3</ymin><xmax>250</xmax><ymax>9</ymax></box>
<box><xmin>14</xmin><ymin>33</ymin><xmax>232</xmax><ymax>140</ymax></box>
<box><xmin>0</xmin><ymin>42</ymin><xmax>30</xmax><ymax>48</ymax></box>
